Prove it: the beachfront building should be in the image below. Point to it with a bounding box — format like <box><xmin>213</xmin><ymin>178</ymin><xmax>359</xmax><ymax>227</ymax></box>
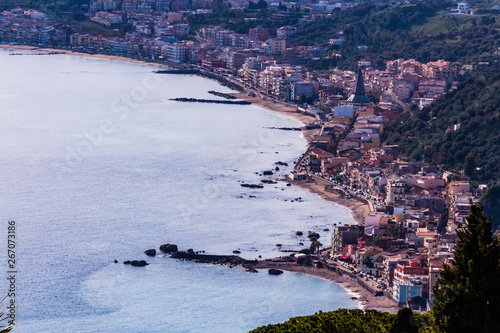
<box><xmin>393</xmin><ymin>282</ymin><xmax>423</xmax><ymax>305</ymax></box>
<box><xmin>392</xmin><ymin>259</ymin><xmax>429</xmax><ymax>304</ymax></box>
<box><xmin>331</xmin><ymin>224</ymin><xmax>363</xmax><ymax>253</ymax></box>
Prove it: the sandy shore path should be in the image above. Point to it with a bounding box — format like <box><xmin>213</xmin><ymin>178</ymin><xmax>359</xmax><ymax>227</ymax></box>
<box><xmin>254</xmin><ymin>261</ymin><xmax>399</xmax><ymax>313</ymax></box>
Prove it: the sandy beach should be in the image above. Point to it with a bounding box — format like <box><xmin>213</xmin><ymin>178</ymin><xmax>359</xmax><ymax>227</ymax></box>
<box><xmin>255</xmin><ymin>261</ymin><xmax>399</xmax><ymax>314</ymax></box>
<box><xmin>294</xmin><ymin>180</ymin><xmax>369</xmax><ymax>224</ymax></box>
<box><xmin>0</xmin><ymin>44</ymin><xmax>172</xmax><ymax>67</ymax></box>
<box><xmin>230</xmin><ymin>91</ymin><xmax>370</xmax><ymax>224</ymax></box>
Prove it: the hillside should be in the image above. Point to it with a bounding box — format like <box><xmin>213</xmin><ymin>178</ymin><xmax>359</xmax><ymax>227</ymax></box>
<box><xmin>383</xmin><ymin>70</ymin><xmax>500</xmax><ymax>226</ymax></box>
<box><xmin>296</xmin><ymin>1</ymin><xmax>499</xmax><ymax>70</ymax></box>
<box><xmin>384</xmin><ymin>70</ymin><xmax>500</xmax><ymax>182</ymax></box>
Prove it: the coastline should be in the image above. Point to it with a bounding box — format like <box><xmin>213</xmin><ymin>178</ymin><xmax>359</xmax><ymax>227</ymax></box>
<box><xmin>230</xmin><ymin>91</ymin><xmax>369</xmax><ymax>224</ymax></box>
<box><xmin>0</xmin><ymin>44</ymin><xmax>172</xmax><ymax>67</ymax></box>
<box><xmin>254</xmin><ymin>262</ymin><xmax>399</xmax><ymax>314</ymax></box>
<box><xmin>2</xmin><ymin>44</ymin><xmax>384</xmax><ymax>312</ymax></box>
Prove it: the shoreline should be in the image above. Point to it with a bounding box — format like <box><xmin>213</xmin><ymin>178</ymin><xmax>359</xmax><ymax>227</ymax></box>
<box><xmin>2</xmin><ymin>44</ymin><xmax>381</xmax><ymax>311</ymax></box>
<box><xmin>254</xmin><ymin>262</ymin><xmax>399</xmax><ymax>314</ymax></box>
<box><xmin>0</xmin><ymin>44</ymin><xmax>173</xmax><ymax>67</ymax></box>
<box><xmin>229</xmin><ymin>91</ymin><xmax>369</xmax><ymax>224</ymax></box>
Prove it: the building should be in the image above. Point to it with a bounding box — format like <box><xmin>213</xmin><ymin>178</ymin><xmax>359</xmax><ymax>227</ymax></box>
<box><xmin>331</xmin><ymin>224</ymin><xmax>364</xmax><ymax>253</ymax></box>
<box><xmin>347</xmin><ymin>69</ymin><xmax>371</xmax><ymax>104</ymax></box>
<box><xmin>394</xmin><ymin>283</ymin><xmax>423</xmax><ymax>304</ymax></box>
<box><xmin>167</xmin><ymin>43</ymin><xmax>186</xmax><ymax>63</ymax></box>
<box><xmin>276</xmin><ymin>26</ymin><xmax>297</xmax><ymax>40</ymax></box>
<box><xmin>458</xmin><ymin>2</ymin><xmax>468</xmax><ymax>13</ymax></box>
<box><xmin>387</xmin><ymin>180</ymin><xmax>405</xmax><ymax>203</ymax></box>
<box><xmin>290</xmin><ymin>81</ymin><xmax>314</xmax><ymax>100</ymax></box>
<box><xmin>248</xmin><ymin>25</ymin><xmax>268</xmax><ymax>41</ymax></box>
<box><xmin>333</xmin><ymin>105</ymin><xmax>354</xmax><ymax>118</ymax></box>
<box><xmin>266</xmin><ymin>38</ymin><xmax>286</xmax><ymax>57</ymax></box>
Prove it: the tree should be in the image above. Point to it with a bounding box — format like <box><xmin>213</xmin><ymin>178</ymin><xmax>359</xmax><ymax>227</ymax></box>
<box><xmin>432</xmin><ymin>201</ymin><xmax>500</xmax><ymax>333</ymax></box>
<box><xmin>389</xmin><ymin>307</ymin><xmax>419</xmax><ymax>333</ymax></box>
<box><xmin>464</xmin><ymin>152</ymin><xmax>476</xmax><ymax>177</ymax></box>
<box><xmin>308</xmin><ymin>236</ymin><xmax>322</xmax><ymax>254</ymax></box>
<box><xmin>212</xmin><ymin>0</ymin><xmax>227</xmax><ymax>15</ymax></box>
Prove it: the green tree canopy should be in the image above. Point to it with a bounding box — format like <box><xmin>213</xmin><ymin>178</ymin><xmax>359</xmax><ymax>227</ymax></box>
<box><xmin>432</xmin><ymin>201</ymin><xmax>500</xmax><ymax>332</ymax></box>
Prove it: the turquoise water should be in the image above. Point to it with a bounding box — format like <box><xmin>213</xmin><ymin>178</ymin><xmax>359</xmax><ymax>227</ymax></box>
<box><xmin>0</xmin><ymin>49</ymin><xmax>357</xmax><ymax>332</ymax></box>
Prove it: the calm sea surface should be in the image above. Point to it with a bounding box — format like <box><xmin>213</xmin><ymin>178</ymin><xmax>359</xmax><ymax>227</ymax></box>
<box><xmin>0</xmin><ymin>49</ymin><xmax>357</xmax><ymax>332</ymax></box>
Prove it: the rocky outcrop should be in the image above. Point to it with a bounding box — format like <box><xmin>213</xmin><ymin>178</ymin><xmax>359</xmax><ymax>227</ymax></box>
<box><xmin>241</xmin><ymin>183</ymin><xmax>264</xmax><ymax>188</ymax></box>
<box><xmin>130</xmin><ymin>260</ymin><xmax>148</xmax><ymax>267</ymax></box>
<box><xmin>124</xmin><ymin>260</ymin><xmax>149</xmax><ymax>266</ymax></box>
<box><xmin>144</xmin><ymin>249</ymin><xmax>156</xmax><ymax>256</ymax></box>
<box><xmin>268</xmin><ymin>269</ymin><xmax>284</xmax><ymax>275</ymax></box>
<box><xmin>307</xmin><ymin>232</ymin><xmax>320</xmax><ymax>239</ymax></box>
<box><xmin>160</xmin><ymin>244</ymin><xmax>178</xmax><ymax>253</ymax></box>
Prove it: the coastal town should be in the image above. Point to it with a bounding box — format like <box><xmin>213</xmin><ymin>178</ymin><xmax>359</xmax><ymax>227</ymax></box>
<box><xmin>1</xmin><ymin>0</ymin><xmax>498</xmax><ymax>325</ymax></box>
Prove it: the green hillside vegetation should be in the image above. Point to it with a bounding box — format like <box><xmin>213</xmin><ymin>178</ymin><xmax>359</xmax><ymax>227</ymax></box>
<box><xmin>250</xmin><ymin>308</ymin><xmax>429</xmax><ymax>333</ymax></box>
<box><xmin>188</xmin><ymin>9</ymin><xmax>300</xmax><ymax>34</ymax></box>
<box><xmin>304</xmin><ymin>1</ymin><xmax>499</xmax><ymax>70</ymax></box>
<box><xmin>384</xmin><ymin>70</ymin><xmax>500</xmax><ymax>183</ymax></box>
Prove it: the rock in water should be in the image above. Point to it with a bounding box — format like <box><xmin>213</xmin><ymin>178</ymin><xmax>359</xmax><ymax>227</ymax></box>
<box><xmin>268</xmin><ymin>269</ymin><xmax>284</xmax><ymax>275</ymax></box>
<box><xmin>159</xmin><ymin>244</ymin><xmax>178</xmax><ymax>253</ymax></box>
<box><xmin>130</xmin><ymin>260</ymin><xmax>148</xmax><ymax>267</ymax></box>
<box><xmin>262</xmin><ymin>170</ymin><xmax>273</xmax><ymax>175</ymax></box>
<box><xmin>144</xmin><ymin>249</ymin><xmax>156</xmax><ymax>256</ymax></box>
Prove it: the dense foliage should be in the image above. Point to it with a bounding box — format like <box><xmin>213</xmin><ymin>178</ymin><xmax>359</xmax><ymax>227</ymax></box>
<box><xmin>384</xmin><ymin>70</ymin><xmax>500</xmax><ymax>183</ymax></box>
<box><xmin>250</xmin><ymin>308</ymin><xmax>433</xmax><ymax>333</ymax></box>
<box><xmin>188</xmin><ymin>9</ymin><xmax>300</xmax><ymax>34</ymax></box>
<box><xmin>482</xmin><ymin>184</ymin><xmax>500</xmax><ymax>229</ymax></box>
<box><xmin>250</xmin><ymin>309</ymin><xmax>396</xmax><ymax>333</ymax></box>
<box><xmin>432</xmin><ymin>201</ymin><xmax>500</xmax><ymax>332</ymax></box>
<box><xmin>297</xmin><ymin>1</ymin><xmax>499</xmax><ymax>70</ymax></box>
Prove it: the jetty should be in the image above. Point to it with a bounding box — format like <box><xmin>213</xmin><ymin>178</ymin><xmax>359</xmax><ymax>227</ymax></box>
<box><xmin>170</xmin><ymin>98</ymin><xmax>251</xmax><ymax>105</ymax></box>
<box><xmin>208</xmin><ymin>91</ymin><xmax>236</xmax><ymax>99</ymax></box>
<box><xmin>170</xmin><ymin>252</ymin><xmax>258</xmax><ymax>272</ymax></box>
<box><xmin>154</xmin><ymin>69</ymin><xmax>200</xmax><ymax>74</ymax></box>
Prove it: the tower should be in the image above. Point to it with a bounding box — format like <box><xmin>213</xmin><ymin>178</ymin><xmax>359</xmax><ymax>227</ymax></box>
<box><xmin>347</xmin><ymin>68</ymin><xmax>371</xmax><ymax>104</ymax></box>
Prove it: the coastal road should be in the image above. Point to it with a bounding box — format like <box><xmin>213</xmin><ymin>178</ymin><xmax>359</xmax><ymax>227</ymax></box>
<box><xmin>309</xmin><ymin>174</ymin><xmax>375</xmax><ymax>212</ymax></box>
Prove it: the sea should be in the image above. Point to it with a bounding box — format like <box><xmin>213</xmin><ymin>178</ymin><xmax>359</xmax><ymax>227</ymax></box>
<box><xmin>0</xmin><ymin>48</ymin><xmax>358</xmax><ymax>333</ymax></box>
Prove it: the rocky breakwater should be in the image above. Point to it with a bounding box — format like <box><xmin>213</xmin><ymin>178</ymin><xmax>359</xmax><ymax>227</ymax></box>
<box><xmin>170</xmin><ymin>251</ymin><xmax>258</xmax><ymax>273</ymax></box>
<box><xmin>170</xmin><ymin>98</ymin><xmax>251</xmax><ymax>105</ymax></box>
<box><xmin>208</xmin><ymin>91</ymin><xmax>236</xmax><ymax>99</ymax></box>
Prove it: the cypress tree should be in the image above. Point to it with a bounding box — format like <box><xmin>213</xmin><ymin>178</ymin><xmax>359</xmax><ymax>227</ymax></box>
<box><xmin>432</xmin><ymin>201</ymin><xmax>500</xmax><ymax>332</ymax></box>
